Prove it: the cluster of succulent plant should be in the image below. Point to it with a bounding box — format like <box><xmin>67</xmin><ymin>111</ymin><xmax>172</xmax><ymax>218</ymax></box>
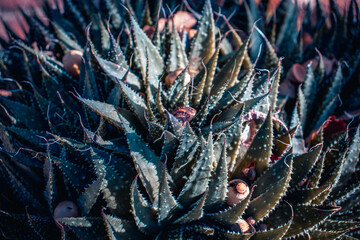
<box><xmin>0</xmin><ymin>0</ymin><xmax>359</xmax><ymax>239</ymax></box>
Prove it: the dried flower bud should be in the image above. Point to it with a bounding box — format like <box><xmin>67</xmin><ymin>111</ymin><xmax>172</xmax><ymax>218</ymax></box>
<box><xmin>302</xmin><ymin>32</ymin><xmax>313</xmax><ymax>48</ymax></box>
<box><xmin>187</xmin><ymin>29</ymin><xmax>197</xmax><ymax>39</ymax></box>
<box><xmin>242</xmin><ymin>167</ymin><xmax>256</xmax><ymax>181</ymax></box>
<box><xmin>142</xmin><ymin>25</ymin><xmax>155</xmax><ymax>39</ymax></box>
<box><xmin>62</xmin><ymin>50</ymin><xmax>83</xmax><ymax>77</ymax></box>
<box><xmin>165</xmin><ymin>68</ymin><xmax>185</xmax><ymax>87</ymax></box>
<box><xmin>0</xmin><ymin>90</ymin><xmax>12</xmax><ymax>97</ymax></box>
<box><xmin>226</xmin><ymin>179</ymin><xmax>250</xmax><ymax>206</ymax></box>
<box><xmin>258</xmin><ymin>223</ymin><xmax>268</xmax><ymax>232</ymax></box>
<box><xmin>241</xmin><ymin>120</ymin><xmax>257</xmax><ymax>145</ymax></box>
<box><xmin>247</xmin><ymin>217</ymin><xmax>256</xmax><ymax>226</ymax></box>
<box><xmin>157</xmin><ymin>11</ymin><xmax>196</xmax><ymax>33</ymax></box>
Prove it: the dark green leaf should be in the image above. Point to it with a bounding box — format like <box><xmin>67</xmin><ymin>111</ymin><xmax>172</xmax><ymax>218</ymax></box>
<box><xmin>177</xmin><ymin>133</ymin><xmax>214</xmax><ymax>208</ymax></box>
<box><xmin>232</xmin><ymin>110</ymin><xmax>273</xmax><ymax>178</ymax></box>
<box><xmin>285</xmin><ymin>185</ymin><xmax>331</xmax><ymax>205</ymax></box>
<box><xmin>130</xmin><ymin>177</ymin><xmax>158</xmax><ymax>234</ymax></box>
<box><xmin>189</xmin><ymin>0</ymin><xmax>215</xmax><ymax>70</ymax></box>
<box><xmin>174</xmin><ymin>191</ymin><xmax>208</xmax><ymax>224</ymax></box>
<box><xmin>205</xmin><ymin>138</ymin><xmax>228</xmax><ymax>210</ymax></box>
<box><xmin>289</xmin><ymin>143</ymin><xmax>323</xmax><ymax>188</ymax></box>
<box><xmin>280</xmin><ymin>205</ymin><xmax>340</xmax><ymax>238</ymax></box>
<box><xmin>59</xmin><ymin>217</ymin><xmax>108</xmax><ymax>240</ymax></box>
<box><xmin>171</xmin><ymin>123</ymin><xmax>199</xmax><ymax>184</ymax></box>
<box><xmin>102</xmin><ymin>213</ymin><xmax>144</xmax><ymax>240</ymax></box>
<box><xmin>207</xmin><ymin>186</ymin><xmax>254</xmax><ymax>225</ymax></box>
<box><xmin>158</xmin><ymin>163</ymin><xmax>179</xmax><ymax>224</ymax></box>
<box><xmin>245</xmin><ymin>157</ymin><xmax>292</xmax><ymax>221</ymax></box>
<box><xmin>211</xmin><ymin>38</ymin><xmax>250</xmax><ymax>95</ymax></box>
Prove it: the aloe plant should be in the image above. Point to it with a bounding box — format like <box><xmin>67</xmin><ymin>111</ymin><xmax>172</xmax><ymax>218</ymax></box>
<box><xmin>0</xmin><ymin>0</ymin><xmax>359</xmax><ymax>239</ymax></box>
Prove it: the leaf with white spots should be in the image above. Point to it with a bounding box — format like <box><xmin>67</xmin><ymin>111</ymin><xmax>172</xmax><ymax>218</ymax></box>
<box><xmin>158</xmin><ymin>163</ymin><xmax>180</xmax><ymax>224</ymax></box>
<box><xmin>171</xmin><ymin>123</ymin><xmax>199</xmax><ymax>184</ymax></box>
<box><xmin>189</xmin><ymin>0</ymin><xmax>215</xmax><ymax>70</ymax></box>
<box><xmin>174</xmin><ymin>191</ymin><xmax>207</xmax><ymax>224</ymax></box>
<box><xmin>125</xmin><ymin>126</ymin><xmax>163</xmax><ymax>208</ymax></box>
<box><xmin>245</xmin><ymin>156</ymin><xmax>293</xmax><ymax>221</ymax></box>
<box><xmin>289</xmin><ymin>143</ymin><xmax>323</xmax><ymax>188</ymax></box>
<box><xmin>130</xmin><ymin>178</ymin><xmax>158</xmax><ymax>234</ymax></box>
<box><xmin>207</xmin><ymin>186</ymin><xmax>253</xmax><ymax>225</ymax></box>
<box><xmin>58</xmin><ymin>217</ymin><xmax>108</xmax><ymax>239</ymax></box>
<box><xmin>177</xmin><ymin>133</ymin><xmax>214</xmax><ymax>208</ymax></box>
<box><xmin>102</xmin><ymin>213</ymin><xmax>145</xmax><ymax>240</ymax></box>
<box><xmin>205</xmin><ymin>138</ymin><xmax>228</xmax><ymax>210</ymax></box>
<box><xmin>232</xmin><ymin>110</ymin><xmax>273</xmax><ymax>178</ymax></box>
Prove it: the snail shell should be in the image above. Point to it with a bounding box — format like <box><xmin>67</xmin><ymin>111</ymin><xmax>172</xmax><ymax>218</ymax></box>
<box><xmin>226</xmin><ymin>179</ymin><xmax>250</xmax><ymax>206</ymax></box>
<box><xmin>231</xmin><ymin>219</ymin><xmax>251</xmax><ymax>234</ymax></box>
<box><xmin>62</xmin><ymin>50</ymin><xmax>83</xmax><ymax>77</ymax></box>
<box><xmin>171</xmin><ymin>106</ymin><xmax>196</xmax><ymax>124</ymax></box>
<box><xmin>53</xmin><ymin>201</ymin><xmax>79</xmax><ymax>230</ymax></box>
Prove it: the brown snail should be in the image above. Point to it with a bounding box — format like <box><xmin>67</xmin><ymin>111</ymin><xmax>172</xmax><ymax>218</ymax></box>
<box><xmin>62</xmin><ymin>50</ymin><xmax>83</xmax><ymax>77</ymax></box>
<box><xmin>53</xmin><ymin>201</ymin><xmax>79</xmax><ymax>229</ymax></box>
<box><xmin>286</xmin><ymin>63</ymin><xmax>306</xmax><ymax>84</ymax></box>
<box><xmin>171</xmin><ymin>106</ymin><xmax>196</xmax><ymax>124</ymax></box>
<box><xmin>226</xmin><ymin>179</ymin><xmax>250</xmax><ymax>206</ymax></box>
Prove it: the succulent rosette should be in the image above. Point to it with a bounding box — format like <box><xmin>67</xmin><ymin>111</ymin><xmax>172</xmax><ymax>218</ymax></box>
<box><xmin>0</xmin><ymin>0</ymin><xmax>359</xmax><ymax>239</ymax></box>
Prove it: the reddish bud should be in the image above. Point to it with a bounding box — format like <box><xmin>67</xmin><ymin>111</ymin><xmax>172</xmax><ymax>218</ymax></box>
<box><xmin>157</xmin><ymin>11</ymin><xmax>197</xmax><ymax>34</ymax></box>
<box><xmin>0</xmin><ymin>90</ymin><xmax>12</xmax><ymax>97</ymax></box>
<box><xmin>142</xmin><ymin>25</ymin><xmax>155</xmax><ymax>39</ymax></box>
<box><xmin>165</xmin><ymin>68</ymin><xmax>186</xmax><ymax>87</ymax></box>
<box><xmin>174</xmin><ymin>11</ymin><xmax>197</xmax><ymax>31</ymax></box>
<box><xmin>270</xmin><ymin>153</ymin><xmax>281</xmax><ymax>163</ymax></box>
<box><xmin>247</xmin><ymin>217</ymin><xmax>256</xmax><ymax>226</ymax></box>
<box><xmin>187</xmin><ymin>29</ymin><xmax>197</xmax><ymax>39</ymax></box>
<box><xmin>302</xmin><ymin>32</ymin><xmax>313</xmax><ymax>48</ymax></box>
<box><xmin>242</xmin><ymin>167</ymin><xmax>256</xmax><ymax>181</ymax></box>
<box><xmin>323</xmin><ymin>116</ymin><xmax>346</xmax><ymax>138</ymax></box>
<box><xmin>258</xmin><ymin>223</ymin><xmax>268</xmax><ymax>232</ymax></box>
